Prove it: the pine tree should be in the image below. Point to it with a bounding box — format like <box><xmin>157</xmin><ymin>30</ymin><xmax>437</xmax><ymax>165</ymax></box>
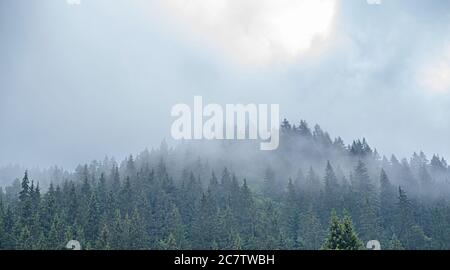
<box><xmin>305</xmin><ymin>167</ymin><xmax>321</xmax><ymax>196</ymax></box>
<box><xmin>407</xmin><ymin>225</ymin><xmax>431</xmax><ymax>250</ymax></box>
<box><xmin>298</xmin><ymin>206</ymin><xmax>324</xmax><ymax>250</ymax></box>
<box><xmin>81</xmin><ymin>173</ymin><xmax>92</xmax><ymax>199</ymax></box>
<box><xmin>19</xmin><ymin>171</ymin><xmax>30</xmax><ymax>203</ymax></box>
<box><xmin>397</xmin><ymin>187</ymin><xmax>413</xmax><ymax>241</ymax></box>
<box><xmin>388</xmin><ymin>234</ymin><xmax>404</xmax><ymax>250</ymax></box>
<box><xmin>110</xmin><ymin>164</ymin><xmax>121</xmax><ymax>193</ymax></box>
<box><xmin>165</xmin><ymin>206</ymin><xmax>186</xmax><ymax>249</ymax></box>
<box><xmin>395</xmin><ymin>187</ymin><xmax>430</xmax><ymax>249</ymax></box>
<box><xmin>18</xmin><ymin>226</ymin><xmax>33</xmax><ymax>250</ymax></box>
<box><xmin>191</xmin><ymin>192</ymin><xmax>217</xmax><ymax>249</ymax></box>
<box><xmin>208</xmin><ymin>172</ymin><xmax>220</xmax><ymax>207</ymax></box>
<box><xmin>128</xmin><ymin>208</ymin><xmax>148</xmax><ymax>249</ymax></box>
<box><xmin>232</xmin><ymin>233</ymin><xmax>242</xmax><ymax>250</ymax></box>
<box><xmin>323</xmin><ymin>161</ymin><xmax>340</xmax><ymax>211</ymax></box>
<box><xmin>400</xmin><ymin>159</ymin><xmax>418</xmax><ymax>191</ymax></box>
<box><xmin>85</xmin><ymin>193</ymin><xmax>100</xmax><ymax>243</ymax></box>
<box><xmin>120</xmin><ymin>177</ymin><xmax>134</xmax><ymax>216</ymax></box>
<box><xmin>429</xmin><ymin>206</ymin><xmax>450</xmax><ymax>249</ymax></box>
<box><xmin>126</xmin><ymin>155</ymin><xmax>136</xmax><ymax>178</ymax></box>
<box><xmin>353</xmin><ymin>161</ymin><xmax>374</xmax><ymax>199</ymax></box>
<box><xmin>215</xmin><ymin>206</ymin><xmax>236</xmax><ymax>249</ymax></box>
<box><xmin>297</xmin><ymin>120</ymin><xmax>312</xmax><ymax>138</ymax></box>
<box><xmin>340</xmin><ymin>213</ymin><xmax>364</xmax><ymax>250</ymax></box>
<box><xmin>255</xmin><ymin>201</ymin><xmax>282</xmax><ymax>250</ymax></box>
<box><xmin>48</xmin><ymin>214</ymin><xmax>64</xmax><ymax>250</ymax></box>
<box><xmin>109</xmin><ymin>210</ymin><xmax>124</xmax><ymax>249</ymax></box>
<box><xmin>63</xmin><ymin>183</ymin><xmax>77</xmax><ymax>226</ymax></box>
<box><xmin>0</xmin><ymin>198</ymin><xmax>4</xmax><ymax>249</ymax></box>
<box><xmin>322</xmin><ymin>211</ymin><xmax>341</xmax><ymax>250</ymax></box>
<box><xmin>97</xmin><ymin>173</ymin><xmax>108</xmax><ymax>215</ymax></box>
<box><xmin>238</xmin><ymin>179</ymin><xmax>256</xmax><ymax>248</ymax></box>
<box><xmin>418</xmin><ymin>165</ymin><xmax>433</xmax><ymax>191</ymax></box>
<box><xmin>281</xmin><ymin>118</ymin><xmax>292</xmax><ymax>132</ymax></box>
<box><xmin>281</xmin><ymin>179</ymin><xmax>299</xmax><ymax>247</ymax></box>
<box><xmin>158</xmin><ymin>233</ymin><xmax>179</xmax><ymax>250</ymax></box>
<box><xmin>19</xmin><ymin>171</ymin><xmax>32</xmax><ymax>226</ymax></box>
<box><xmin>379</xmin><ymin>169</ymin><xmax>396</xmax><ymax>230</ymax></box>
<box><xmin>2</xmin><ymin>207</ymin><xmax>16</xmax><ymax>249</ymax></box>
<box><xmin>358</xmin><ymin>198</ymin><xmax>381</xmax><ymax>242</ymax></box>
<box><xmin>179</xmin><ymin>172</ymin><xmax>202</xmax><ymax>231</ymax></box>
<box><xmin>31</xmin><ymin>181</ymin><xmax>41</xmax><ymax>211</ymax></box>
<box><xmin>262</xmin><ymin>167</ymin><xmax>278</xmax><ymax>199</ymax></box>
<box><xmin>322</xmin><ymin>210</ymin><xmax>363</xmax><ymax>250</ymax></box>
<box><xmin>96</xmin><ymin>224</ymin><xmax>111</xmax><ymax>250</ymax></box>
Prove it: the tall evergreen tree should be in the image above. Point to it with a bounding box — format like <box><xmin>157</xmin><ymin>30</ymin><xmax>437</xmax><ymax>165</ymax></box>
<box><xmin>281</xmin><ymin>179</ymin><xmax>299</xmax><ymax>247</ymax></box>
<box><xmin>322</xmin><ymin>211</ymin><xmax>363</xmax><ymax>250</ymax></box>
<box><xmin>298</xmin><ymin>206</ymin><xmax>324</xmax><ymax>250</ymax></box>
<box><xmin>19</xmin><ymin>171</ymin><xmax>32</xmax><ymax>226</ymax></box>
<box><xmin>323</xmin><ymin>162</ymin><xmax>340</xmax><ymax>212</ymax></box>
<box><xmin>379</xmin><ymin>169</ymin><xmax>396</xmax><ymax>231</ymax></box>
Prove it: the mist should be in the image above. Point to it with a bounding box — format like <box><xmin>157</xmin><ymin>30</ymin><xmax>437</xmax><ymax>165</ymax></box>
<box><xmin>1</xmin><ymin>0</ymin><xmax>450</xmax><ymax>182</ymax></box>
<box><xmin>2</xmin><ymin>1</ymin><xmax>450</xmax><ymax>251</ymax></box>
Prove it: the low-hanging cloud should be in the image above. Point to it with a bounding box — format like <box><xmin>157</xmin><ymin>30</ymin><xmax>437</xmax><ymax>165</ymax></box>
<box><xmin>1</xmin><ymin>0</ymin><xmax>450</xmax><ymax>174</ymax></box>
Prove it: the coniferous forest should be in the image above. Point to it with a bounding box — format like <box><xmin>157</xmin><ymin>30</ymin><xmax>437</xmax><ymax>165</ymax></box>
<box><xmin>1</xmin><ymin>119</ymin><xmax>450</xmax><ymax>250</ymax></box>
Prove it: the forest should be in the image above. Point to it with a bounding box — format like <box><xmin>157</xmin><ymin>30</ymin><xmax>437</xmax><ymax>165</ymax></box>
<box><xmin>1</xmin><ymin>119</ymin><xmax>450</xmax><ymax>250</ymax></box>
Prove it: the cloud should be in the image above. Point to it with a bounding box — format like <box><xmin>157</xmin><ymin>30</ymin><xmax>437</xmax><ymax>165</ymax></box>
<box><xmin>159</xmin><ymin>0</ymin><xmax>337</xmax><ymax>66</ymax></box>
<box><xmin>419</xmin><ymin>46</ymin><xmax>450</xmax><ymax>94</ymax></box>
<box><xmin>2</xmin><ymin>0</ymin><xmax>450</xmax><ymax>169</ymax></box>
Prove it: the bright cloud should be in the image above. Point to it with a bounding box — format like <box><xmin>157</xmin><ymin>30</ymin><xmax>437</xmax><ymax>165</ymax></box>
<box><xmin>159</xmin><ymin>0</ymin><xmax>337</xmax><ymax>66</ymax></box>
<box><xmin>420</xmin><ymin>47</ymin><xmax>450</xmax><ymax>94</ymax></box>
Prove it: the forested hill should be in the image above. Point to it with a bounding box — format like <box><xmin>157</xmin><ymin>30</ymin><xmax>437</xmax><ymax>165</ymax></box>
<box><xmin>1</xmin><ymin>119</ymin><xmax>450</xmax><ymax>250</ymax></box>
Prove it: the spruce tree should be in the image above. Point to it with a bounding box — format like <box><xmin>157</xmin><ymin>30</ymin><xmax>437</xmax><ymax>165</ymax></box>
<box><xmin>353</xmin><ymin>161</ymin><xmax>374</xmax><ymax>199</ymax></box>
<box><xmin>96</xmin><ymin>224</ymin><xmax>111</xmax><ymax>250</ymax></box>
<box><xmin>19</xmin><ymin>171</ymin><xmax>32</xmax><ymax>226</ymax></box>
<box><xmin>323</xmin><ymin>162</ymin><xmax>340</xmax><ymax>211</ymax></box>
<box><xmin>388</xmin><ymin>234</ymin><xmax>404</xmax><ymax>250</ymax></box>
<box><xmin>379</xmin><ymin>169</ymin><xmax>396</xmax><ymax>230</ymax></box>
<box><xmin>358</xmin><ymin>198</ymin><xmax>381</xmax><ymax>242</ymax></box>
<box><xmin>322</xmin><ymin>210</ymin><xmax>363</xmax><ymax>250</ymax></box>
<box><xmin>298</xmin><ymin>206</ymin><xmax>324</xmax><ymax>250</ymax></box>
<box><xmin>165</xmin><ymin>206</ymin><xmax>186</xmax><ymax>249</ymax></box>
<box><xmin>281</xmin><ymin>179</ymin><xmax>299</xmax><ymax>247</ymax></box>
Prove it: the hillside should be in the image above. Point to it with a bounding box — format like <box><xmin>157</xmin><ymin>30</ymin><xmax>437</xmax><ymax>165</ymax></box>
<box><xmin>1</xmin><ymin>119</ymin><xmax>449</xmax><ymax>250</ymax></box>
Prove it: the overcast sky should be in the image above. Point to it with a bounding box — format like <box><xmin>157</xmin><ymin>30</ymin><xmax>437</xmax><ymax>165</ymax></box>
<box><xmin>1</xmin><ymin>0</ymin><xmax>450</xmax><ymax>169</ymax></box>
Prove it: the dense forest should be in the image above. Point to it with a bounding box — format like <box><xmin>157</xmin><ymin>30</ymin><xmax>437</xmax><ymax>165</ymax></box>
<box><xmin>1</xmin><ymin>119</ymin><xmax>450</xmax><ymax>250</ymax></box>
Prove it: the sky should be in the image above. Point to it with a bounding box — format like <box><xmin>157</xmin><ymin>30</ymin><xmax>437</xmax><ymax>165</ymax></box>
<box><xmin>1</xmin><ymin>0</ymin><xmax>450</xmax><ymax>169</ymax></box>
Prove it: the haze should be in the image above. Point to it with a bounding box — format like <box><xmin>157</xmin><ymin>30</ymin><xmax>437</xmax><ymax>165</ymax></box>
<box><xmin>1</xmin><ymin>0</ymin><xmax>450</xmax><ymax>170</ymax></box>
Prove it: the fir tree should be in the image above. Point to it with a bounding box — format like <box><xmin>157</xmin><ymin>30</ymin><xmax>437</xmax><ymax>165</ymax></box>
<box><xmin>322</xmin><ymin>210</ymin><xmax>363</xmax><ymax>250</ymax></box>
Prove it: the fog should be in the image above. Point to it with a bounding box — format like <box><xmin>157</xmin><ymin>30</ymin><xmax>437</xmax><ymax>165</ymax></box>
<box><xmin>1</xmin><ymin>0</ymin><xmax>450</xmax><ymax>177</ymax></box>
